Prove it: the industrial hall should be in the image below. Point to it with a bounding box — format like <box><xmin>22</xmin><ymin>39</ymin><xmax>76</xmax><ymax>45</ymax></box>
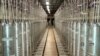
<box><xmin>0</xmin><ymin>0</ymin><xmax>100</xmax><ymax>56</ymax></box>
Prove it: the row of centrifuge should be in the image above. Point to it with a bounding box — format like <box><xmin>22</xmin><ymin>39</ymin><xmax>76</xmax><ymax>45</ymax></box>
<box><xmin>55</xmin><ymin>20</ymin><xmax>100</xmax><ymax>56</ymax></box>
<box><xmin>0</xmin><ymin>19</ymin><xmax>46</xmax><ymax>56</ymax></box>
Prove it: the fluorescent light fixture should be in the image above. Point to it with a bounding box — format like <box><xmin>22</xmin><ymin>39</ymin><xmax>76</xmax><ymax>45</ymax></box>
<box><xmin>46</xmin><ymin>6</ymin><xmax>50</xmax><ymax>13</ymax></box>
<box><xmin>46</xmin><ymin>2</ymin><xmax>49</xmax><ymax>5</ymax></box>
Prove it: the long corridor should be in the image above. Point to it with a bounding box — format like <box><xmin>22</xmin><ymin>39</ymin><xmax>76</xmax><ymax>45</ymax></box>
<box><xmin>43</xmin><ymin>27</ymin><xmax>58</xmax><ymax>56</ymax></box>
<box><xmin>0</xmin><ymin>0</ymin><xmax>100</xmax><ymax>56</ymax></box>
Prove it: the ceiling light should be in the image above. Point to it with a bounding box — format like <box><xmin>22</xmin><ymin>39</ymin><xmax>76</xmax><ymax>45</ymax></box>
<box><xmin>46</xmin><ymin>6</ymin><xmax>50</xmax><ymax>13</ymax></box>
<box><xmin>46</xmin><ymin>2</ymin><xmax>49</xmax><ymax>5</ymax></box>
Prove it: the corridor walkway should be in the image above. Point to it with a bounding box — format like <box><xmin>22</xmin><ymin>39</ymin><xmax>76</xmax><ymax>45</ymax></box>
<box><xmin>43</xmin><ymin>27</ymin><xmax>58</xmax><ymax>56</ymax></box>
<box><xmin>34</xmin><ymin>27</ymin><xmax>67</xmax><ymax>56</ymax></box>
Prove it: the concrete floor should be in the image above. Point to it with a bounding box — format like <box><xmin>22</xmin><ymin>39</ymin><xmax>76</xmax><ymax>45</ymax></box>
<box><xmin>44</xmin><ymin>27</ymin><xmax>58</xmax><ymax>56</ymax></box>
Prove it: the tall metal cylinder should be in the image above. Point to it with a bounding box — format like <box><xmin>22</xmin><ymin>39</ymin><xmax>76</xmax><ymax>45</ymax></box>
<box><xmin>21</xmin><ymin>21</ymin><xmax>26</xmax><ymax>56</ymax></box>
<box><xmin>2</xmin><ymin>20</ymin><xmax>15</xmax><ymax>56</ymax></box>
<box><xmin>80</xmin><ymin>22</ymin><xmax>87</xmax><ymax>56</ymax></box>
<box><xmin>25</xmin><ymin>21</ymin><xmax>31</xmax><ymax>56</ymax></box>
<box><xmin>14</xmin><ymin>21</ymin><xmax>23</xmax><ymax>56</ymax></box>
<box><xmin>86</xmin><ymin>23</ymin><xmax>97</xmax><ymax>56</ymax></box>
<box><xmin>72</xmin><ymin>21</ymin><xmax>76</xmax><ymax>56</ymax></box>
<box><xmin>95</xmin><ymin>23</ymin><xmax>100</xmax><ymax>56</ymax></box>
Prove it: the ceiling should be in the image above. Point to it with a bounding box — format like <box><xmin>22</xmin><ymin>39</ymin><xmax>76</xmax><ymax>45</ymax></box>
<box><xmin>39</xmin><ymin>0</ymin><xmax>64</xmax><ymax>15</ymax></box>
